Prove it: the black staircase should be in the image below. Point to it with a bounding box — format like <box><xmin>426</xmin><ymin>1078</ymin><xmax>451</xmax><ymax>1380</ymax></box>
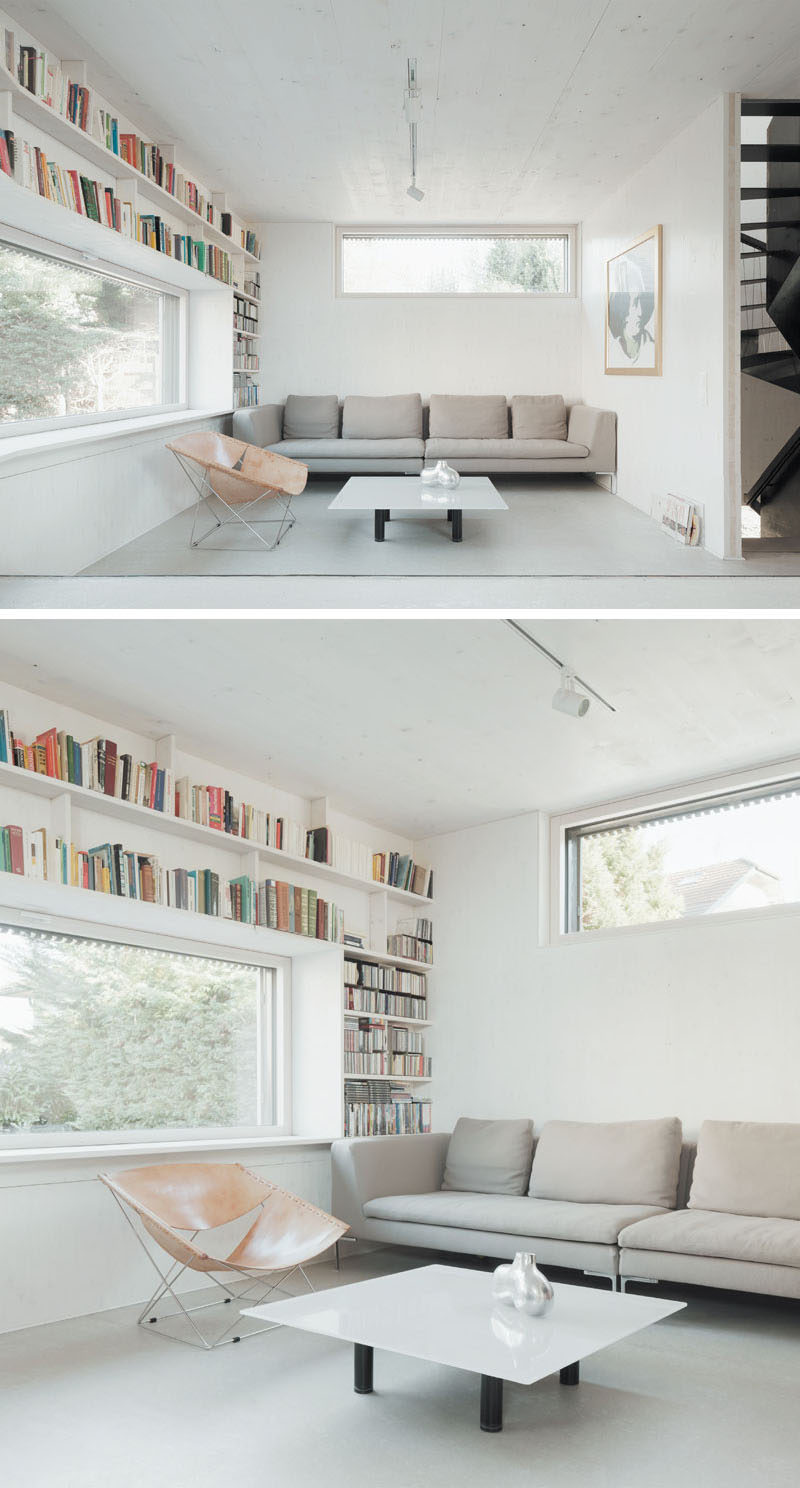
<box><xmin>740</xmin><ymin>100</ymin><xmax>800</xmax><ymax>516</ymax></box>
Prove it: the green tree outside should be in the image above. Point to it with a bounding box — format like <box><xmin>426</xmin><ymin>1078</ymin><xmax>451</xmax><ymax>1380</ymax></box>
<box><xmin>0</xmin><ymin>931</ymin><xmax>260</xmax><ymax>1132</ymax></box>
<box><xmin>481</xmin><ymin>237</ymin><xmax>564</xmax><ymax>293</ymax></box>
<box><xmin>580</xmin><ymin>832</ymin><xmax>682</xmax><ymax>930</ymax></box>
<box><xmin>0</xmin><ymin>242</ymin><xmax>162</xmax><ymax>422</ymax></box>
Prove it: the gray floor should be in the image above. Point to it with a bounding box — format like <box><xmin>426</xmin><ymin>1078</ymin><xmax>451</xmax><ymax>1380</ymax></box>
<box><xmin>2</xmin><ymin>1245</ymin><xmax>798</xmax><ymax>1488</ymax></box>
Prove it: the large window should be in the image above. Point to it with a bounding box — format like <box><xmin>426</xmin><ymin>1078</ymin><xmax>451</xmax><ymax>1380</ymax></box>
<box><xmin>338</xmin><ymin>229</ymin><xmax>574</xmax><ymax>295</ymax></box>
<box><xmin>563</xmin><ymin>778</ymin><xmax>800</xmax><ymax>935</ymax></box>
<box><xmin>0</xmin><ymin>924</ymin><xmax>284</xmax><ymax>1147</ymax></box>
<box><xmin>0</xmin><ymin>235</ymin><xmax>184</xmax><ymax>431</ymax></box>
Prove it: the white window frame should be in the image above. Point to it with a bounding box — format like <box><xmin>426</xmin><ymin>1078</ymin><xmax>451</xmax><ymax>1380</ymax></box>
<box><xmin>547</xmin><ymin>755</ymin><xmax>800</xmax><ymax>946</ymax></box>
<box><xmin>0</xmin><ymin>223</ymin><xmax>188</xmax><ymax>438</ymax></box>
<box><xmin>0</xmin><ymin>907</ymin><xmax>291</xmax><ymax>1154</ymax></box>
<box><xmin>335</xmin><ymin>224</ymin><xmax>578</xmax><ymax>298</ymax></box>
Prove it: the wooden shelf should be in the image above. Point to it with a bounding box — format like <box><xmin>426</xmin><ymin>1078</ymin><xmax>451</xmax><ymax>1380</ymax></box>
<box><xmin>0</xmin><ymin>761</ymin><xmax>435</xmax><ymax>906</ymax></box>
<box><xmin>0</xmin><ymin>65</ymin><xmax>260</xmax><ymax>263</ymax></box>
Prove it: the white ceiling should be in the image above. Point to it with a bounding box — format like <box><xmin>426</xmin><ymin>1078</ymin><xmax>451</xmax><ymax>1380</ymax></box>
<box><xmin>0</xmin><ymin>619</ymin><xmax>799</xmax><ymax>838</ymax></box>
<box><xmin>12</xmin><ymin>0</ymin><xmax>800</xmax><ymax>223</ymax></box>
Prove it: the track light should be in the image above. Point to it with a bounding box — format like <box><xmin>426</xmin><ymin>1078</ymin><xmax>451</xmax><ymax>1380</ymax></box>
<box><xmin>503</xmin><ymin>620</ymin><xmax>616</xmax><ymax>716</ymax></box>
<box><xmin>552</xmin><ymin>670</ymin><xmax>590</xmax><ymax>718</ymax></box>
<box><xmin>405</xmin><ymin>57</ymin><xmax>424</xmax><ymax>201</ymax></box>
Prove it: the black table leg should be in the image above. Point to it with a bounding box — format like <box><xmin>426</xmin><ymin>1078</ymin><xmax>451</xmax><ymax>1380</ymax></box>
<box><xmin>480</xmin><ymin>1374</ymin><xmax>503</xmax><ymax>1432</ymax></box>
<box><xmin>374</xmin><ymin>509</ymin><xmax>389</xmax><ymax>542</ymax></box>
<box><xmin>560</xmin><ymin>1361</ymin><xmax>580</xmax><ymax>1386</ymax></box>
<box><xmin>354</xmin><ymin>1343</ymin><xmax>373</xmax><ymax>1394</ymax></box>
<box><xmin>450</xmin><ymin>508</ymin><xmax>463</xmax><ymax>542</ymax></box>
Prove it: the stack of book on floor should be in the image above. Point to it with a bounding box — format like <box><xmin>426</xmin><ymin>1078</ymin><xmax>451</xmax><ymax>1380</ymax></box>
<box><xmin>344</xmin><ymin>1079</ymin><xmax>432</xmax><ymax>1137</ymax></box>
<box><xmin>372</xmin><ymin>851</ymin><xmax>433</xmax><ymax>898</ymax></box>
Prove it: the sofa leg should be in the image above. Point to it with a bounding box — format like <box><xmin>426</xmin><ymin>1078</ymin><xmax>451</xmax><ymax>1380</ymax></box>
<box><xmin>620</xmin><ymin>1276</ymin><xmax>659</xmax><ymax>1294</ymax></box>
<box><xmin>583</xmin><ymin>1270</ymin><xmax>617</xmax><ymax>1291</ymax></box>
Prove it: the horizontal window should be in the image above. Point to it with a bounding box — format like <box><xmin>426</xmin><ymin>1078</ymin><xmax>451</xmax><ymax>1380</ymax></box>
<box><xmin>0</xmin><ymin>234</ymin><xmax>185</xmax><ymax>434</ymax></box>
<box><xmin>338</xmin><ymin>229</ymin><xmax>574</xmax><ymax>295</ymax></box>
<box><xmin>564</xmin><ymin>778</ymin><xmax>800</xmax><ymax>934</ymax></box>
<box><xmin>0</xmin><ymin>924</ymin><xmax>282</xmax><ymax>1148</ymax></box>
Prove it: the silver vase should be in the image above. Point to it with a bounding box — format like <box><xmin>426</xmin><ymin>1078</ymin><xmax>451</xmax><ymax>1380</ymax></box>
<box><xmin>491</xmin><ymin>1252</ymin><xmax>554</xmax><ymax>1317</ymax></box>
<box><xmin>436</xmin><ymin>460</ymin><xmax>461</xmax><ymax>489</ymax></box>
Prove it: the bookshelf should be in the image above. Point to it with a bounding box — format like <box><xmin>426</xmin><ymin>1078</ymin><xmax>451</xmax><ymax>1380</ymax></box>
<box><xmin>0</xmin><ymin>14</ymin><xmax>261</xmax><ymax>295</ymax></box>
<box><xmin>0</xmin><ymin>701</ymin><xmax>436</xmax><ymax>1141</ymax></box>
<box><xmin>343</xmin><ymin>938</ymin><xmax>434</xmax><ymax>1137</ymax></box>
<box><xmin>233</xmin><ymin>271</ymin><xmax>261</xmax><ymax>410</ymax></box>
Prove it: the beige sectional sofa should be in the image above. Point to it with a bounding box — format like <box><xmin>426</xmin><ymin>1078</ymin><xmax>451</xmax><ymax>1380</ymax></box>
<box><xmin>232</xmin><ymin>392</ymin><xmax>617</xmax><ymax>477</ymax></box>
<box><xmin>331</xmin><ymin>1118</ymin><xmax>800</xmax><ymax>1300</ymax></box>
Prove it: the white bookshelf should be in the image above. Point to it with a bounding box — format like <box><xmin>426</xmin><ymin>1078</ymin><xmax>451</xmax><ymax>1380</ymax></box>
<box><xmin>232</xmin><ymin>270</ymin><xmax>261</xmax><ymax>410</ymax></box>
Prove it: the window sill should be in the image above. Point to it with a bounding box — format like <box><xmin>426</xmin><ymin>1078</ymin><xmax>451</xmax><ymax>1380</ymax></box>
<box><xmin>0</xmin><ymin>1134</ymin><xmax>334</xmax><ymax>1165</ymax></box>
<box><xmin>0</xmin><ymin>407</ymin><xmax>233</xmax><ymax>477</ymax></box>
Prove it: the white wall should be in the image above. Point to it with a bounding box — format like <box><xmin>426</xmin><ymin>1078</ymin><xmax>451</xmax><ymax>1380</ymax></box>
<box><xmin>0</xmin><ymin>412</ymin><xmax>228</xmax><ymax>576</ymax></box>
<box><xmin>416</xmin><ymin>812</ymin><xmax>800</xmax><ymax>1139</ymax></box>
<box><xmin>258</xmin><ymin>223</ymin><xmax>582</xmax><ymax>401</ymax></box>
<box><xmin>581</xmin><ymin>98</ymin><xmax>731</xmax><ymax>557</ymax></box>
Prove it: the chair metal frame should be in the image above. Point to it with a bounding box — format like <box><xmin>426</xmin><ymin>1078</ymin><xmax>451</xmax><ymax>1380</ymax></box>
<box><xmin>108</xmin><ymin>1188</ymin><xmax>315</xmax><ymax>1349</ymax></box>
<box><xmin>172</xmin><ymin>448</ymin><xmax>298</xmax><ymax>552</ymax></box>
<box><xmin>166</xmin><ymin>432</ymin><xmax>307</xmax><ymax>553</ymax></box>
<box><xmin>100</xmin><ymin>1163</ymin><xmax>348</xmax><ymax>1351</ymax></box>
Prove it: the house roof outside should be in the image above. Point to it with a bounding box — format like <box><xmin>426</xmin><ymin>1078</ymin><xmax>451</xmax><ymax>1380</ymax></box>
<box><xmin>668</xmin><ymin>859</ymin><xmax>783</xmax><ymax>917</ymax></box>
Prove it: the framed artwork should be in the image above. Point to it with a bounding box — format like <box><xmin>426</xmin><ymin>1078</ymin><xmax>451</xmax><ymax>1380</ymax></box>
<box><xmin>605</xmin><ymin>225</ymin><xmax>662</xmax><ymax>375</ymax></box>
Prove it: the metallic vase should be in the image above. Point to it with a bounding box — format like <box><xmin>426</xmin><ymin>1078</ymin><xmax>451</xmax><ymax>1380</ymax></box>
<box><xmin>491</xmin><ymin>1252</ymin><xmax>554</xmax><ymax>1317</ymax></box>
<box><xmin>437</xmin><ymin>460</ymin><xmax>461</xmax><ymax>489</ymax></box>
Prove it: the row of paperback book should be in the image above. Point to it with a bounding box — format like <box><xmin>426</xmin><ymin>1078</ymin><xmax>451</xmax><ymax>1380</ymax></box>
<box><xmin>0</xmin><ymin>705</ymin><xmax>433</xmax><ymax>898</ymax></box>
<box><xmin>386</xmin><ymin>933</ymin><xmax>433</xmax><ymax>964</ymax></box>
<box><xmin>0</xmin><ymin>129</ymin><xmax>234</xmax><ymax>284</ymax></box>
<box><xmin>344</xmin><ymin>1083</ymin><xmax>432</xmax><ymax>1137</ymax></box>
<box><xmin>233</xmin><ymin>303</ymin><xmax>258</xmax><ymax>333</ymax></box>
<box><xmin>344</xmin><ymin>960</ymin><xmax>427</xmax><ymax>999</ymax></box>
<box><xmin>372</xmin><ymin>853</ymin><xmax>433</xmax><ymax>898</ymax></box>
<box><xmin>233</xmin><ymin>353</ymin><xmax>260</xmax><ymax>372</ymax></box>
<box><xmin>233</xmin><ymin>384</ymin><xmax>260</xmax><ymax>409</ymax></box>
<box><xmin>0</xmin><ymin>825</ymin><xmax>344</xmax><ymax>942</ymax></box>
<box><xmin>343</xmin><ymin>1055</ymin><xmax>431</xmax><ymax>1076</ymax></box>
<box><xmin>3</xmin><ymin>23</ymin><xmax>261</xmax><ymax>257</ymax></box>
<box><xmin>344</xmin><ymin>985</ymin><xmax>428</xmax><ymax>1020</ymax></box>
<box><xmin>344</xmin><ymin>1020</ymin><xmax>427</xmax><ymax>1056</ymax></box>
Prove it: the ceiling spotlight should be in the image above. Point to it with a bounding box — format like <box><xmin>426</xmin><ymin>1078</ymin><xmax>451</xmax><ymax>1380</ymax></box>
<box><xmin>552</xmin><ymin>670</ymin><xmax>590</xmax><ymax>718</ymax></box>
<box><xmin>503</xmin><ymin>620</ymin><xmax>616</xmax><ymax>715</ymax></box>
<box><xmin>404</xmin><ymin>57</ymin><xmax>424</xmax><ymax>201</ymax></box>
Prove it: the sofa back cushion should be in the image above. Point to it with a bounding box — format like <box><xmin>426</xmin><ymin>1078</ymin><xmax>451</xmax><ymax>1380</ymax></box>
<box><xmin>688</xmin><ymin>1120</ymin><xmax>800</xmax><ymax>1220</ymax></box>
<box><xmin>429</xmin><ymin>394</ymin><xmax>508</xmax><ymax>440</ymax></box>
<box><xmin>511</xmin><ymin>394</ymin><xmax>567</xmax><ymax>441</ymax></box>
<box><xmin>529</xmin><ymin>1117</ymin><xmax>683</xmax><ymax>1208</ymax></box>
<box><xmin>442</xmin><ymin>1117</ymin><xmax>534</xmax><ymax>1195</ymax></box>
<box><xmin>342</xmin><ymin>393</ymin><xmax>422</xmax><ymax>439</ymax></box>
<box><xmin>283</xmin><ymin>394</ymin><xmax>339</xmax><ymax>440</ymax></box>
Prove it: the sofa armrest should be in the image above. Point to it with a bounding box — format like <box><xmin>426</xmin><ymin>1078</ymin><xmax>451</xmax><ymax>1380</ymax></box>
<box><xmin>232</xmin><ymin>403</ymin><xmax>283</xmax><ymax>448</ymax></box>
<box><xmin>331</xmin><ymin>1133</ymin><xmax>450</xmax><ymax>1233</ymax></box>
<box><xmin>567</xmin><ymin>405</ymin><xmax>617</xmax><ymax>472</ymax></box>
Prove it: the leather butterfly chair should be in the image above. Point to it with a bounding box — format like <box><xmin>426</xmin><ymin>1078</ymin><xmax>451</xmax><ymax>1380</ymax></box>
<box><xmin>100</xmin><ymin>1163</ymin><xmax>348</xmax><ymax>1350</ymax></box>
<box><xmin>166</xmin><ymin>431</ymin><xmax>308</xmax><ymax>551</ymax></box>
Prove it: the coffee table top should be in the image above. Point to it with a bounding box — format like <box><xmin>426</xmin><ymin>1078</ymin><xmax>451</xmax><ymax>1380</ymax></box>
<box><xmin>329</xmin><ymin>476</ymin><xmax>508</xmax><ymax>512</ymax></box>
<box><xmin>243</xmin><ymin>1265</ymin><xmax>684</xmax><ymax>1385</ymax></box>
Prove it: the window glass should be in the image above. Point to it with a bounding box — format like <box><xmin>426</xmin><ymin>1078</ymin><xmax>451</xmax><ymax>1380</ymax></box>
<box><xmin>0</xmin><ymin>239</ymin><xmax>182</xmax><ymax>427</ymax></box>
<box><xmin>340</xmin><ymin>232</ymin><xmax>571</xmax><ymax>294</ymax></box>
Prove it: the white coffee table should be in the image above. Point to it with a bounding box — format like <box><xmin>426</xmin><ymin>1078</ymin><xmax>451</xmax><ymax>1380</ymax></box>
<box><xmin>244</xmin><ymin>1264</ymin><xmax>684</xmax><ymax>1433</ymax></box>
<box><xmin>328</xmin><ymin>475</ymin><xmax>508</xmax><ymax>543</ymax></box>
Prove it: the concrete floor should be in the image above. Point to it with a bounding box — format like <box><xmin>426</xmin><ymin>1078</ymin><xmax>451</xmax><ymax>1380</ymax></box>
<box><xmin>2</xmin><ymin>1246</ymin><xmax>798</xmax><ymax>1488</ymax></box>
<box><xmin>5</xmin><ymin>477</ymin><xmax>800</xmax><ymax>610</ymax></box>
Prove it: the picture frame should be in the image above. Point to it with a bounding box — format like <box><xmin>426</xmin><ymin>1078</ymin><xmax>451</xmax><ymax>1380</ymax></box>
<box><xmin>605</xmin><ymin>225</ymin><xmax>662</xmax><ymax>375</ymax></box>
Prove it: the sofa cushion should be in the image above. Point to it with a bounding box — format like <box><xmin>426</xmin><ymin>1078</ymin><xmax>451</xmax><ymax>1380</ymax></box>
<box><xmin>342</xmin><ymin>394</ymin><xmax>423</xmax><ymax>440</ymax></box>
<box><xmin>428</xmin><ymin>395</ymin><xmax>508</xmax><ymax>440</ymax></box>
<box><xmin>442</xmin><ymin>1117</ymin><xmax>533</xmax><ymax>1196</ymax></box>
<box><xmin>511</xmin><ymin>395</ymin><xmax>567</xmax><ymax>441</ymax></box>
<box><xmin>619</xmin><ymin>1207</ymin><xmax>800</xmax><ymax>1269</ymax></box>
<box><xmin>689</xmin><ymin>1121</ymin><xmax>800</xmax><ymax>1221</ymax></box>
<box><xmin>270</xmin><ymin>438</ymin><xmax>424</xmax><ymax>458</ymax></box>
<box><xmin>425</xmin><ymin>438</ymin><xmax>589</xmax><ymax>460</ymax></box>
<box><xmin>364</xmin><ymin>1191</ymin><xmax>667</xmax><ymax>1243</ymax></box>
<box><xmin>283</xmin><ymin>394</ymin><xmax>339</xmax><ymax>440</ymax></box>
<box><xmin>530</xmin><ymin>1118</ymin><xmax>683</xmax><ymax>1209</ymax></box>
